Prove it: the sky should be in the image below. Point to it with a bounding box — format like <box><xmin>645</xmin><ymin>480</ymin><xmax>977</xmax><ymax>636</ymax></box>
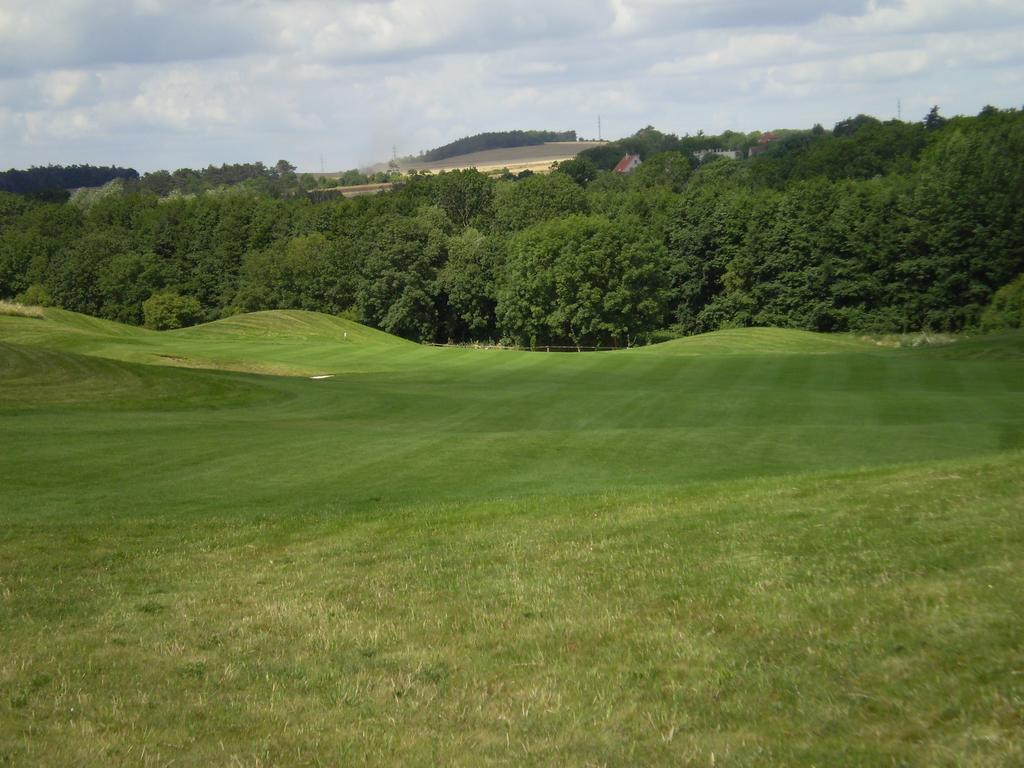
<box><xmin>1</xmin><ymin>0</ymin><xmax>1022</xmax><ymax>173</ymax></box>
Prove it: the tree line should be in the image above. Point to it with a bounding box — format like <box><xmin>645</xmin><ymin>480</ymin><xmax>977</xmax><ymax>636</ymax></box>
<box><xmin>1</xmin><ymin>106</ymin><xmax>1021</xmax><ymax>343</ymax></box>
<box><xmin>0</xmin><ymin>165</ymin><xmax>139</xmax><ymax>196</ymax></box>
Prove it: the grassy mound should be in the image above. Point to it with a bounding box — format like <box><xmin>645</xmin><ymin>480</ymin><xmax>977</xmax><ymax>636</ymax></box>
<box><xmin>0</xmin><ymin>342</ymin><xmax>276</xmax><ymax>410</ymax></box>
<box><xmin>634</xmin><ymin>327</ymin><xmax>879</xmax><ymax>356</ymax></box>
<box><xmin>0</xmin><ymin>307</ymin><xmax>152</xmax><ymax>347</ymax></box>
<box><xmin>0</xmin><ymin>308</ymin><xmax>421</xmax><ymax>376</ymax></box>
<box><xmin>172</xmin><ymin>309</ymin><xmax>410</xmax><ymax>346</ymax></box>
<box><xmin>914</xmin><ymin>329</ymin><xmax>1024</xmax><ymax>361</ymax></box>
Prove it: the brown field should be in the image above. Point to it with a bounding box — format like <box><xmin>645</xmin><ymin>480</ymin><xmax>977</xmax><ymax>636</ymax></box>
<box><xmin>306</xmin><ymin>141</ymin><xmax>606</xmax><ymax>179</ymax></box>
<box><xmin>313</xmin><ymin>182</ymin><xmax>395</xmax><ymax>198</ymax></box>
<box><xmin>306</xmin><ymin>141</ymin><xmax>609</xmax><ymax>196</ymax></box>
<box><xmin>399</xmin><ymin>141</ymin><xmax>606</xmax><ymax>173</ymax></box>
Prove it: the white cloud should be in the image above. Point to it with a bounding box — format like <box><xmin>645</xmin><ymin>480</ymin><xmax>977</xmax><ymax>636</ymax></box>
<box><xmin>0</xmin><ymin>0</ymin><xmax>271</xmax><ymax>75</ymax></box>
<box><xmin>651</xmin><ymin>33</ymin><xmax>830</xmax><ymax>76</ymax></box>
<box><xmin>1</xmin><ymin>0</ymin><xmax>1023</xmax><ymax>171</ymax></box>
<box><xmin>839</xmin><ymin>50</ymin><xmax>930</xmax><ymax>81</ymax></box>
<box><xmin>41</xmin><ymin>69</ymin><xmax>97</xmax><ymax>106</ymax></box>
<box><xmin>129</xmin><ymin>69</ymin><xmax>234</xmax><ymax>130</ymax></box>
<box><xmin>266</xmin><ymin>0</ymin><xmax>608</xmax><ymax>63</ymax></box>
<box><xmin>924</xmin><ymin>30</ymin><xmax>1024</xmax><ymax>67</ymax></box>
<box><xmin>847</xmin><ymin>0</ymin><xmax>1024</xmax><ymax>35</ymax></box>
<box><xmin>22</xmin><ymin>108</ymin><xmax>98</xmax><ymax>141</ymax></box>
<box><xmin>517</xmin><ymin>62</ymin><xmax>569</xmax><ymax>76</ymax></box>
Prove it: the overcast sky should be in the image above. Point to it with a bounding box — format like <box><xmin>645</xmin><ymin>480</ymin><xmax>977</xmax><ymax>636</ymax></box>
<box><xmin>2</xmin><ymin>0</ymin><xmax>1022</xmax><ymax>173</ymax></box>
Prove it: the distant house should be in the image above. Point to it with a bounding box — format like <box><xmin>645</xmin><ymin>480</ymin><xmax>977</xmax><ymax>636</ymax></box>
<box><xmin>694</xmin><ymin>148</ymin><xmax>739</xmax><ymax>162</ymax></box>
<box><xmin>748</xmin><ymin>131</ymin><xmax>779</xmax><ymax>157</ymax></box>
<box><xmin>613</xmin><ymin>153</ymin><xmax>642</xmax><ymax>174</ymax></box>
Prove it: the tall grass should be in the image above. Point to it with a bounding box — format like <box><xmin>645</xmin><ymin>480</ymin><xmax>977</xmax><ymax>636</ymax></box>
<box><xmin>0</xmin><ymin>300</ymin><xmax>44</xmax><ymax>318</ymax></box>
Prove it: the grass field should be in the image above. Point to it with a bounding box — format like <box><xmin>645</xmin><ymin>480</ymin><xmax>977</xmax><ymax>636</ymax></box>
<box><xmin>2</xmin><ymin>309</ymin><xmax>1023</xmax><ymax>765</ymax></box>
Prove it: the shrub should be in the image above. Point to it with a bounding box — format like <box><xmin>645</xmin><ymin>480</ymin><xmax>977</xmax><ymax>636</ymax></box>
<box><xmin>143</xmin><ymin>292</ymin><xmax>202</xmax><ymax>330</ymax></box>
<box><xmin>980</xmin><ymin>274</ymin><xmax>1024</xmax><ymax>331</ymax></box>
<box><xmin>14</xmin><ymin>283</ymin><xmax>54</xmax><ymax>307</ymax></box>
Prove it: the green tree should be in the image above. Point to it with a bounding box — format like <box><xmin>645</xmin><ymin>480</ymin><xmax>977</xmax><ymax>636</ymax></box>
<box><xmin>629</xmin><ymin>151</ymin><xmax>692</xmax><ymax>193</ymax></box>
<box><xmin>724</xmin><ymin>180</ymin><xmax>840</xmax><ymax>330</ymax></box>
<box><xmin>833</xmin><ymin>114</ymin><xmax>881</xmax><ymax>138</ymax></box>
<box><xmin>826</xmin><ymin>177</ymin><xmax>911</xmax><ymax>332</ymax></box>
<box><xmin>49</xmin><ymin>231</ymin><xmax>133</xmax><ymax>316</ymax></box>
<box><xmin>14</xmin><ymin>283</ymin><xmax>53</xmax><ymax>306</ymax></box>
<box><xmin>553</xmin><ymin>156</ymin><xmax>598</xmax><ymax>187</ymax></box>
<box><xmin>493</xmin><ymin>173</ymin><xmax>587</xmax><ymax>232</ymax></box>
<box><xmin>980</xmin><ymin>274</ymin><xmax>1024</xmax><ymax>330</ymax></box>
<box><xmin>143</xmin><ymin>291</ymin><xmax>203</xmax><ymax>330</ymax></box>
<box><xmin>232</xmin><ymin>245</ymin><xmax>283</xmax><ymax>312</ymax></box>
<box><xmin>923</xmin><ymin>105</ymin><xmax>947</xmax><ymax>131</ymax></box>
<box><xmin>497</xmin><ymin>214</ymin><xmax>669</xmax><ymax>347</ymax></box>
<box><xmin>358</xmin><ymin>207</ymin><xmax>448</xmax><ymax>340</ymax></box>
<box><xmin>0</xmin><ymin>230</ymin><xmax>50</xmax><ymax>298</ymax></box>
<box><xmin>433</xmin><ymin>169</ymin><xmax>494</xmax><ymax>229</ymax></box>
<box><xmin>904</xmin><ymin>112</ymin><xmax>1024</xmax><ymax>329</ymax></box>
<box><xmin>99</xmin><ymin>251</ymin><xmax>166</xmax><ymax>324</ymax></box>
<box><xmin>139</xmin><ymin>169</ymin><xmax>176</xmax><ymax>196</ymax></box>
<box><xmin>233</xmin><ymin>233</ymin><xmax>354</xmax><ymax>315</ymax></box>
<box><xmin>667</xmin><ymin>184</ymin><xmax>754</xmax><ymax>333</ymax></box>
<box><xmin>0</xmin><ymin>192</ymin><xmax>31</xmax><ymax>233</ymax></box>
<box><xmin>437</xmin><ymin>228</ymin><xmax>501</xmax><ymax>339</ymax></box>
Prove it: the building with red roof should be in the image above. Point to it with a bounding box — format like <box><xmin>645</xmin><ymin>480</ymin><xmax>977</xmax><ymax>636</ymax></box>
<box><xmin>748</xmin><ymin>132</ymin><xmax>780</xmax><ymax>157</ymax></box>
<box><xmin>613</xmin><ymin>153</ymin><xmax>642</xmax><ymax>174</ymax></box>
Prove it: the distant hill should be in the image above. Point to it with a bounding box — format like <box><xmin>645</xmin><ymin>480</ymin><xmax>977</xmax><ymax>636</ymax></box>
<box><xmin>418</xmin><ymin>130</ymin><xmax>577</xmax><ymax>162</ymax></box>
<box><xmin>355</xmin><ymin>140</ymin><xmax>605</xmax><ymax>176</ymax></box>
<box><xmin>398</xmin><ymin>142</ymin><xmax>605</xmax><ymax>175</ymax></box>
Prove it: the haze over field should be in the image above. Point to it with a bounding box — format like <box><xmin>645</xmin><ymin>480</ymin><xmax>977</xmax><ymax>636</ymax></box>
<box><xmin>2</xmin><ymin>0</ymin><xmax>1023</xmax><ymax>171</ymax></box>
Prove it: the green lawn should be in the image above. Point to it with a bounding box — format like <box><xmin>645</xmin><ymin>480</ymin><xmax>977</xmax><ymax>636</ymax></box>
<box><xmin>2</xmin><ymin>310</ymin><xmax>1022</xmax><ymax>765</ymax></box>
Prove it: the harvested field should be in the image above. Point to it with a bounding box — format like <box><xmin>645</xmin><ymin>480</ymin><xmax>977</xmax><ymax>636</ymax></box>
<box><xmin>399</xmin><ymin>141</ymin><xmax>606</xmax><ymax>173</ymax></box>
<box><xmin>310</xmin><ymin>141</ymin><xmax>606</xmax><ymax>178</ymax></box>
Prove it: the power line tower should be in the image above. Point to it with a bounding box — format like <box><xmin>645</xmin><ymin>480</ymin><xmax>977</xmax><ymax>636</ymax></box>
<box><xmin>598</xmin><ymin>115</ymin><xmax>602</xmax><ymax>141</ymax></box>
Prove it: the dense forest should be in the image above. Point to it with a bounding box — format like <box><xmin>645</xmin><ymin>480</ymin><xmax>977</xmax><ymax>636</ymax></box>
<box><xmin>0</xmin><ymin>165</ymin><xmax>138</xmax><ymax>196</ymax></box>
<box><xmin>1</xmin><ymin>107</ymin><xmax>1022</xmax><ymax>345</ymax></box>
<box><xmin>127</xmin><ymin>160</ymin><xmax>315</xmax><ymax>197</ymax></box>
